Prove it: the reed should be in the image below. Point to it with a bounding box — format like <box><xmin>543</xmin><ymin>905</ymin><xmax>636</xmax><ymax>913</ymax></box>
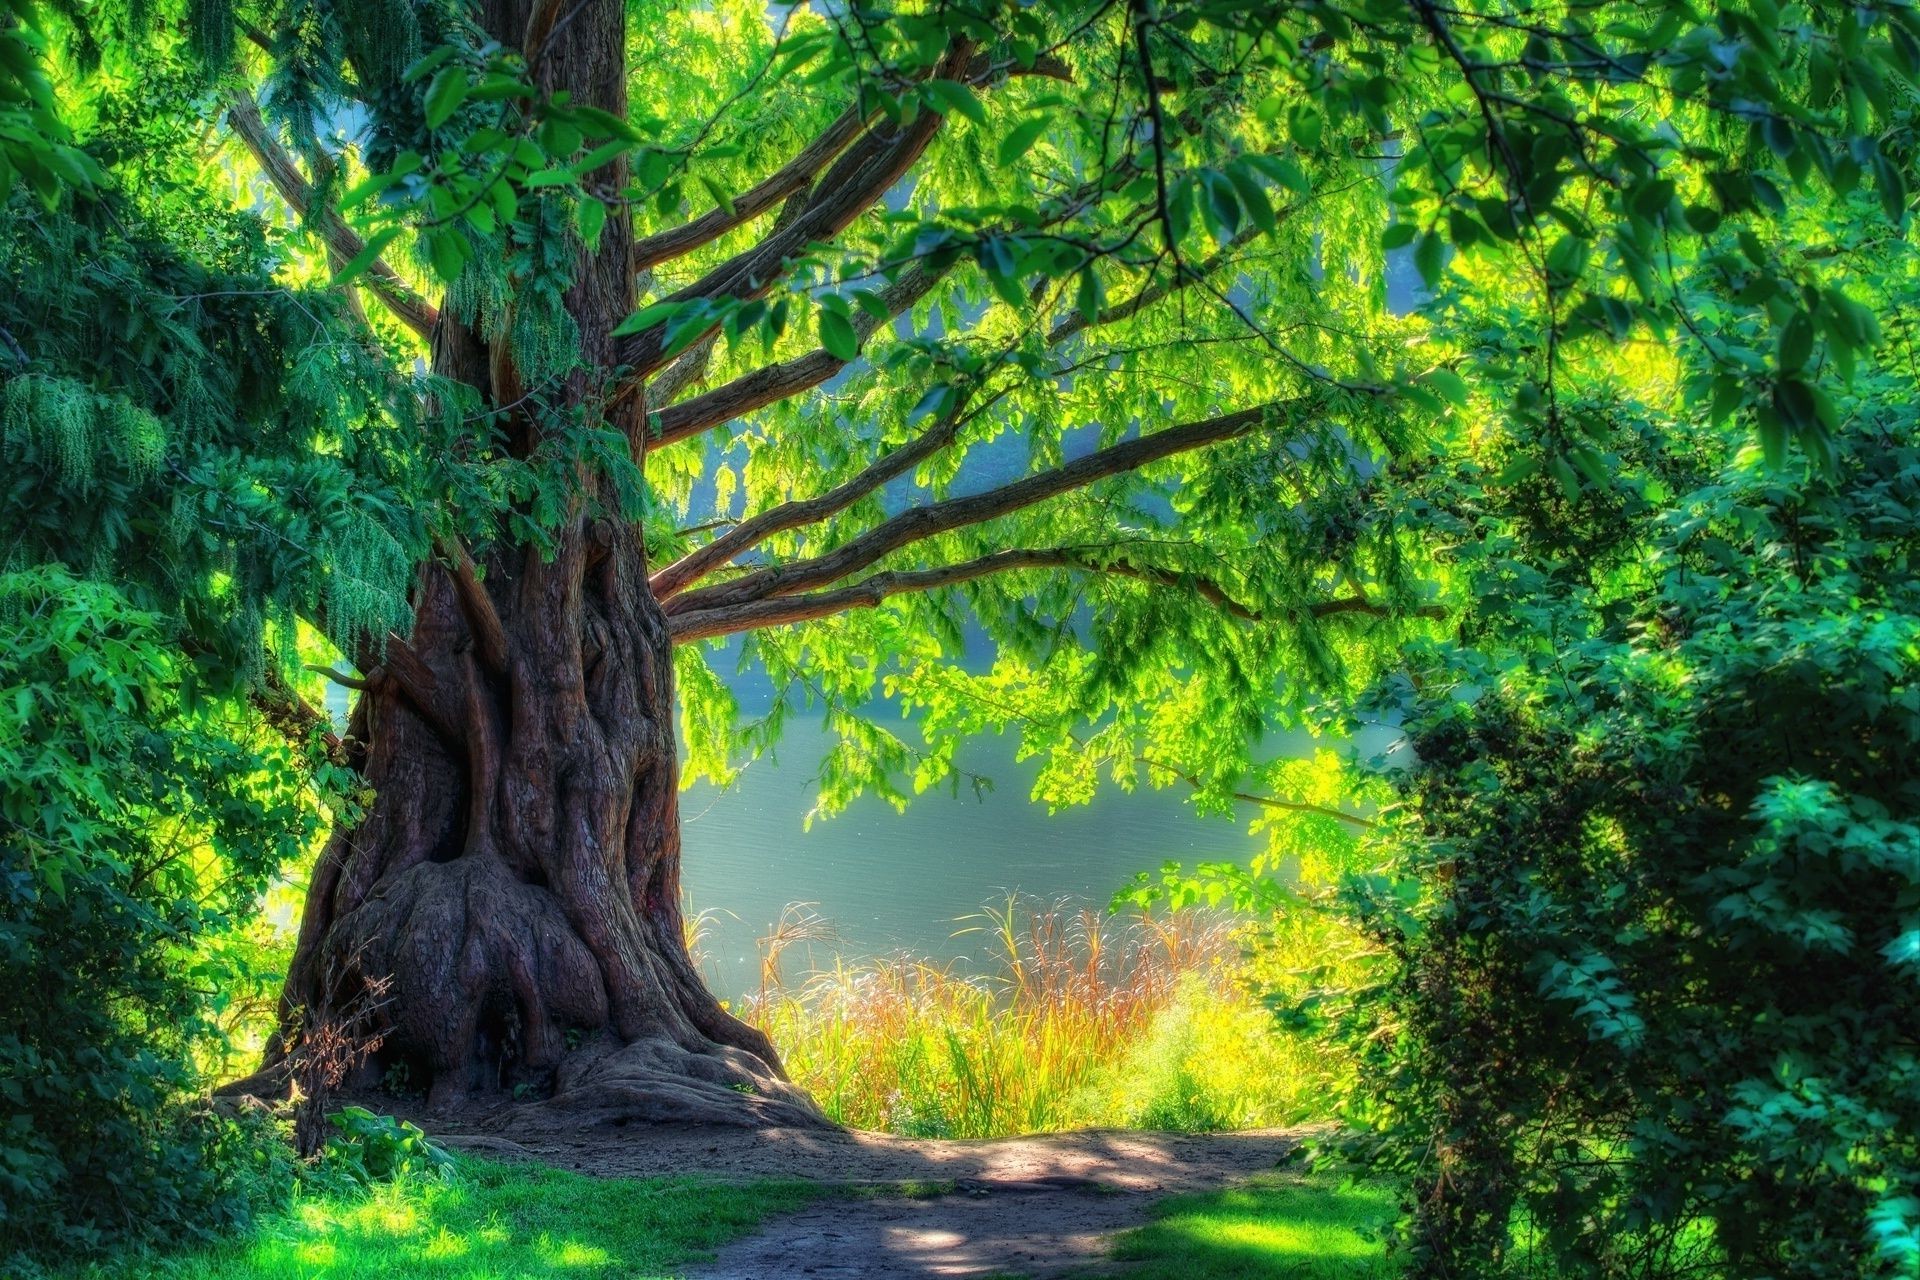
<box><xmin>738</xmin><ymin>894</ymin><xmax>1324</xmax><ymax>1138</ymax></box>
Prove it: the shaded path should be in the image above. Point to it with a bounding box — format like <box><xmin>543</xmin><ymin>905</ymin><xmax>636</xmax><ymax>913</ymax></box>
<box><xmin>432</xmin><ymin>1121</ymin><xmax>1303</xmax><ymax>1278</ymax></box>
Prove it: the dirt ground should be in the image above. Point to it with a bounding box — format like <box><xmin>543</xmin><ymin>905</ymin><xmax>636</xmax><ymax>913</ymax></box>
<box><xmin>427</xmin><ymin>1117</ymin><xmax>1304</xmax><ymax>1278</ymax></box>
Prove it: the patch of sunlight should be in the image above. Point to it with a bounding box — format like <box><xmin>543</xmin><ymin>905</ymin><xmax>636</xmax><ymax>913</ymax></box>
<box><xmin>419</xmin><ymin>1226</ymin><xmax>472</xmax><ymax>1260</ymax></box>
<box><xmin>539</xmin><ymin>1236</ymin><xmax>615</xmax><ymax>1267</ymax></box>
<box><xmin>294</xmin><ymin>1240</ymin><xmax>338</xmax><ymax>1267</ymax></box>
<box><xmin>1206</xmin><ymin>1218</ymin><xmax>1375</xmax><ymax>1259</ymax></box>
<box><xmin>340</xmin><ymin>1197</ymin><xmax>423</xmax><ymax>1236</ymax></box>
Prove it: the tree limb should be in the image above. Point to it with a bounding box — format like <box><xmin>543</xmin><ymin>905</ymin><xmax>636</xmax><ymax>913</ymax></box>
<box><xmin>436</xmin><ymin>535</ymin><xmax>510</xmax><ymax>674</ymax></box>
<box><xmin>646</xmin><ymin>260</ymin><xmax>950</xmax><ymax>447</ymax></box>
<box><xmin>226</xmin><ymin>93</ymin><xmax>440</xmax><ymax>339</ymax></box>
<box><xmin>628</xmin><ymin>50</ymin><xmax>1070</xmax><ymax>274</ymax></box>
<box><xmin>650</xmin><ymin>382</ymin><xmax>1004</xmax><ymax>597</ymax></box>
<box><xmin>667</xmin><ymin>544</ymin><xmax>1434</xmax><ymax>644</ymax></box>
<box><xmin>667</xmin><ymin>548</ymin><xmax>1076</xmax><ymax>641</ymax></box>
<box><xmin>665</xmin><ymin>395</ymin><xmax>1323</xmax><ymax>615</ymax></box>
<box><xmin>613</xmin><ymin>39</ymin><xmax>979</xmax><ymax>386</ymax></box>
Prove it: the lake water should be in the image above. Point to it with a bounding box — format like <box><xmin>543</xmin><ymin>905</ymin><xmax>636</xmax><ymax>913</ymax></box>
<box><xmin>679</xmin><ymin>713</ymin><xmax>1263</xmax><ymax>999</ymax></box>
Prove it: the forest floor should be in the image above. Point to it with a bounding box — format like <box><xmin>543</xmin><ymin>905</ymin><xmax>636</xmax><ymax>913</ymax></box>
<box><xmin>429</xmin><ymin>1118</ymin><xmax>1309</xmax><ymax>1278</ymax></box>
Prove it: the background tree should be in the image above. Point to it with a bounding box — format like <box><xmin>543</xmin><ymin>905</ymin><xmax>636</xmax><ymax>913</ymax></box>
<box><xmin>7</xmin><ymin>0</ymin><xmax>1916</xmax><ymax>1131</ymax></box>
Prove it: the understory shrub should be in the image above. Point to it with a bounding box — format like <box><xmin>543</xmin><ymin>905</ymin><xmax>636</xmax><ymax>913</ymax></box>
<box><xmin>1312</xmin><ymin>404</ymin><xmax>1920</xmax><ymax>1276</ymax></box>
<box><xmin>0</xmin><ymin>569</ymin><xmax>315</xmax><ymax>1267</ymax></box>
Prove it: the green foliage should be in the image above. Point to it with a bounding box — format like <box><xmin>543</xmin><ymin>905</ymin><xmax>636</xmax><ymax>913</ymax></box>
<box><xmin>321</xmin><ymin>1107</ymin><xmax>453</xmax><ymax>1187</ymax></box>
<box><xmin>0</xmin><ymin>569</ymin><xmax>317</xmax><ymax>1266</ymax></box>
<box><xmin>1310</xmin><ymin>329</ymin><xmax>1920</xmax><ymax>1274</ymax></box>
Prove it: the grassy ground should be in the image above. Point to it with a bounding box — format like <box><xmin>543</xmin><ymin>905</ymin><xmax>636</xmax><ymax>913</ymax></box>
<box><xmin>1096</xmin><ymin>1170</ymin><xmax>1399</xmax><ymax>1279</ymax></box>
<box><xmin>58</xmin><ymin>1156</ymin><xmax>820</xmax><ymax>1280</ymax></box>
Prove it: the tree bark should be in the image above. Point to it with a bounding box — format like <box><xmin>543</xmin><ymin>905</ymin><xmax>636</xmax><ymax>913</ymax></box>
<box><xmin>261</xmin><ymin>0</ymin><xmax>824</xmax><ymax>1130</ymax></box>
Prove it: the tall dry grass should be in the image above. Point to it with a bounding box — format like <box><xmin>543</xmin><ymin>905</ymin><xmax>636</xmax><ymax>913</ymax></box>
<box><xmin>734</xmin><ymin>895</ymin><xmax>1324</xmax><ymax>1138</ymax></box>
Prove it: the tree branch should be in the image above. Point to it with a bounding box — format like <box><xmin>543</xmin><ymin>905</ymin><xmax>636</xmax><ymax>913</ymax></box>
<box><xmin>665</xmin><ymin>395</ymin><xmax>1324</xmax><ymax>616</ymax></box>
<box><xmin>613</xmin><ymin>38</ymin><xmax>978</xmax><ymax>386</ymax></box>
<box><xmin>650</xmin><ymin>382</ymin><xmax>1005</xmax><ymax>597</ymax></box>
<box><xmin>628</xmin><ymin>50</ymin><xmax>1071</xmax><ymax>273</ymax></box>
<box><xmin>668</xmin><ymin>548</ymin><xmax>1071</xmax><ymax>641</ymax></box>
<box><xmin>226</xmin><ymin>93</ymin><xmax>440</xmax><ymax>339</ymax></box>
<box><xmin>436</xmin><ymin>535</ymin><xmax>510</xmax><ymax>674</ymax></box>
<box><xmin>646</xmin><ymin>260</ymin><xmax>951</xmax><ymax>447</ymax></box>
<box><xmin>667</xmin><ymin>544</ymin><xmax>1434</xmax><ymax>644</ymax></box>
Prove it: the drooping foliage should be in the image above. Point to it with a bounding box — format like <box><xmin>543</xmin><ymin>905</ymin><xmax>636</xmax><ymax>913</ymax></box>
<box><xmin>0</xmin><ymin>33</ymin><xmax>421</xmax><ymax>1267</ymax></box>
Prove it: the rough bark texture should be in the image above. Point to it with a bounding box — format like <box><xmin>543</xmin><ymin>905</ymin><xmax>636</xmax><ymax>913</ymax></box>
<box><xmin>263</xmin><ymin>0</ymin><xmax>824</xmax><ymax>1129</ymax></box>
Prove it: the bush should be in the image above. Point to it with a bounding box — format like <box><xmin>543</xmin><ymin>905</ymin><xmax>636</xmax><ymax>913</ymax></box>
<box><xmin>321</xmin><ymin>1108</ymin><xmax>453</xmax><ymax>1186</ymax></box>
<box><xmin>1317</xmin><ymin>419</ymin><xmax>1920</xmax><ymax>1276</ymax></box>
<box><xmin>0</xmin><ymin>569</ymin><xmax>315</xmax><ymax>1266</ymax></box>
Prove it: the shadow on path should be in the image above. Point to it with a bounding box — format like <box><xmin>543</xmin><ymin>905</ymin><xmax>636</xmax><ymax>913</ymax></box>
<box><xmin>430</xmin><ymin>1120</ymin><xmax>1305</xmax><ymax>1278</ymax></box>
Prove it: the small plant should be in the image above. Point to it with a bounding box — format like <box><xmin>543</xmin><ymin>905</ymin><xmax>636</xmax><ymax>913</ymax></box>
<box><xmin>378</xmin><ymin>1059</ymin><xmax>415</xmax><ymax>1098</ymax></box>
<box><xmin>323</xmin><ymin>1107</ymin><xmax>452</xmax><ymax>1186</ymax></box>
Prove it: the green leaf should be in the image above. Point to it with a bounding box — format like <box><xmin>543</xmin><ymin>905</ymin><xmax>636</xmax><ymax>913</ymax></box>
<box><xmin>611</xmin><ymin>300</ymin><xmax>688</xmax><ymax>338</ymax></box>
<box><xmin>920</xmin><ymin>79</ymin><xmax>986</xmax><ymax>124</ymax></box>
<box><xmin>1288</xmin><ymin>103</ymin><xmax>1324</xmax><ymax>151</ymax></box>
<box><xmin>1414</xmin><ymin>231</ymin><xmax>1445</xmax><ymax>288</ymax></box>
<box><xmin>998</xmin><ymin>116</ymin><xmax>1051</xmax><ymax>167</ymax></box>
<box><xmin>424</xmin><ymin>67</ymin><xmax>468</xmax><ymax>129</ymax></box>
<box><xmin>819</xmin><ymin>308</ymin><xmax>860</xmax><ymax>361</ymax></box>
<box><xmin>575</xmin><ymin>196</ymin><xmax>607</xmax><ymax>248</ymax></box>
<box><xmin>1421</xmin><ymin>368</ymin><xmax>1470</xmax><ymax>408</ymax></box>
<box><xmin>1076</xmin><ymin>265</ymin><xmax>1104</xmax><ymax>324</ymax></box>
<box><xmin>1777</xmin><ymin>311</ymin><xmax>1814</xmax><ymax>373</ymax></box>
<box><xmin>332</xmin><ymin>226</ymin><xmax>402</xmax><ymax>285</ymax></box>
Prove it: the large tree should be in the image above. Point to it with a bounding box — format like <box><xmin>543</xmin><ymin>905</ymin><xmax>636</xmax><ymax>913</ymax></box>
<box><xmin>11</xmin><ymin>0</ymin><xmax>1916</xmax><ymax>1127</ymax></box>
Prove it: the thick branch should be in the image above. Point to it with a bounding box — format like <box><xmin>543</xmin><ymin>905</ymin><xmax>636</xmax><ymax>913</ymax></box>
<box><xmin>650</xmin><ymin>383</ymin><xmax>997</xmax><ymax>597</ymax></box>
<box><xmin>667</xmin><ymin>544</ymin><xmax>1434</xmax><ymax>644</ymax></box>
<box><xmin>630</xmin><ymin>106</ymin><xmax>868</xmax><ymax>271</ymax></box>
<box><xmin>437</xmin><ymin>535</ymin><xmax>510</xmax><ymax>674</ymax></box>
<box><xmin>668</xmin><ymin>548</ymin><xmax>1069</xmax><ymax>641</ymax></box>
<box><xmin>614</xmin><ymin>39</ymin><xmax>978</xmax><ymax>384</ymax></box>
<box><xmin>647</xmin><ymin>261</ymin><xmax>950</xmax><ymax>446</ymax></box>
<box><xmin>226</xmin><ymin>94</ymin><xmax>439</xmax><ymax>339</ymax></box>
<box><xmin>256</xmin><ymin>665</ymin><xmax>349</xmax><ymax>767</ymax></box>
<box><xmin>666</xmin><ymin>396</ymin><xmax>1322</xmax><ymax>615</ymax></box>
<box><xmin>647</xmin><ymin>179</ymin><xmax>1278</xmax><ymax>458</ymax></box>
<box><xmin>629</xmin><ymin>51</ymin><xmax>1071</xmax><ymax>273</ymax></box>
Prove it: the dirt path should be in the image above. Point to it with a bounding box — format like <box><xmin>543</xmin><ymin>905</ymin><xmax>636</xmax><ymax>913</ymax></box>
<box><xmin>430</xmin><ymin>1121</ymin><xmax>1302</xmax><ymax>1278</ymax></box>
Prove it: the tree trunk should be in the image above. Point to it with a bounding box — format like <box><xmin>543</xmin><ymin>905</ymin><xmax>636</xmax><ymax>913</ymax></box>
<box><xmin>263</xmin><ymin>0</ymin><xmax>823</xmax><ymax>1130</ymax></box>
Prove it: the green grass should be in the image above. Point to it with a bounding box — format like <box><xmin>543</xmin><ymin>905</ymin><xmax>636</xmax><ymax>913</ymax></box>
<box><xmin>61</xmin><ymin>1156</ymin><xmax>821</xmax><ymax>1280</ymax></box>
<box><xmin>1094</xmin><ymin>1170</ymin><xmax>1399</xmax><ymax>1279</ymax></box>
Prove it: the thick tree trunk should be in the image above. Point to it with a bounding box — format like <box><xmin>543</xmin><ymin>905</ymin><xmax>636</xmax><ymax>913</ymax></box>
<box><xmin>262</xmin><ymin>0</ymin><xmax>823</xmax><ymax>1129</ymax></box>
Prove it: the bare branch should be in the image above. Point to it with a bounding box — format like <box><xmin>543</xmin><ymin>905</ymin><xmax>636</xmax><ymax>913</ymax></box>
<box><xmin>665</xmin><ymin>395</ymin><xmax>1324</xmax><ymax>616</ymax></box>
<box><xmin>225</xmin><ymin>93</ymin><xmax>439</xmax><ymax>339</ymax></box>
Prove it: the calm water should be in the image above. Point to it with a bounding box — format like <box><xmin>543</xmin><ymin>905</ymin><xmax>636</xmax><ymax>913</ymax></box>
<box><xmin>679</xmin><ymin>713</ymin><xmax>1262</xmax><ymax>999</ymax></box>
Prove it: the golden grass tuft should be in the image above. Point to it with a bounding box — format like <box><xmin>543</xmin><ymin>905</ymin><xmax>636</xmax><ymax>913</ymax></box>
<box><xmin>738</xmin><ymin>895</ymin><xmax>1326</xmax><ymax>1138</ymax></box>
